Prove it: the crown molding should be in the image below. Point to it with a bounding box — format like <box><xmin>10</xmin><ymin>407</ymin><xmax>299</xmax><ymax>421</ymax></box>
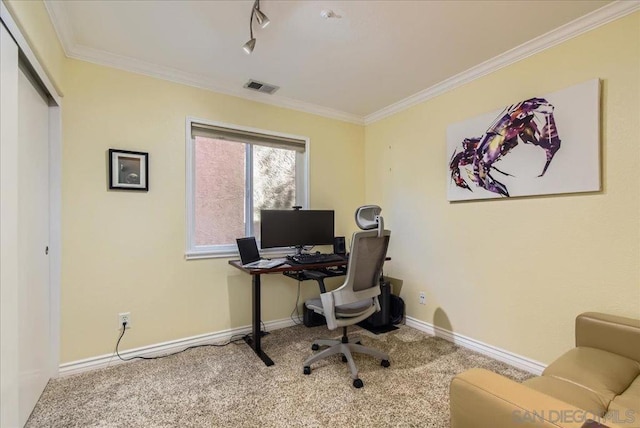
<box><xmin>364</xmin><ymin>0</ymin><xmax>640</xmax><ymax>125</ymax></box>
<box><xmin>67</xmin><ymin>43</ymin><xmax>364</xmax><ymax>125</ymax></box>
<box><xmin>43</xmin><ymin>0</ymin><xmax>72</xmax><ymax>57</ymax></box>
<box><xmin>43</xmin><ymin>0</ymin><xmax>638</xmax><ymax>127</ymax></box>
<box><xmin>44</xmin><ymin>0</ymin><xmax>364</xmax><ymax>126</ymax></box>
<box><xmin>76</xmin><ymin>43</ymin><xmax>361</xmax><ymax>124</ymax></box>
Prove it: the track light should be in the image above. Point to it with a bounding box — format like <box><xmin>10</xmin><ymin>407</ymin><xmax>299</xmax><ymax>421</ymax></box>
<box><xmin>243</xmin><ymin>0</ymin><xmax>269</xmax><ymax>54</ymax></box>
<box><xmin>254</xmin><ymin>8</ymin><xmax>270</xmax><ymax>28</ymax></box>
<box><xmin>243</xmin><ymin>38</ymin><xmax>256</xmax><ymax>54</ymax></box>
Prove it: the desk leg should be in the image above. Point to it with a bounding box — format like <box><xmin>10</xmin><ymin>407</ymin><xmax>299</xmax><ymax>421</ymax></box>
<box><xmin>243</xmin><ymin>273</ymin><xmax>274</xmax><ymax>366</ymax></box>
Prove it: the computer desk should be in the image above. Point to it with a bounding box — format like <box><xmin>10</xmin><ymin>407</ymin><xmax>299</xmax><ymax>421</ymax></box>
<box><xmin>228</xmin><ymin>258</ymin><xmax>348</xmax><ymax>366</ymax></box>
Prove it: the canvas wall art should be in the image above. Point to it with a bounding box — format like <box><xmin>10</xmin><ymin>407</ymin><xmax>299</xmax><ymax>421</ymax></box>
<box><xmin>447</xmin><ymin>79</ymin><xmax>600</xmax><ymax>201</ymax></box>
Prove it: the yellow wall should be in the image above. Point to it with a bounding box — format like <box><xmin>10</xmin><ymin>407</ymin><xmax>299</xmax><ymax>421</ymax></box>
<box><xmin>365</xmin><ymin>12</ymin><xmax>640</xmax><ymax>364</ymax></box>
<box><xmin>60</xmin><ymin>60</ymin><xmax>364</xmax><ymax>362</ymax></box>
<box><xmin>7</xmin><ymin>0</ymin><xmax>639</xmax><ymax>366</ymax></box>
<box><xmin>5</xmin><ymin>0</ymin><xmax>364</xmax><ymax>364</ymax></box>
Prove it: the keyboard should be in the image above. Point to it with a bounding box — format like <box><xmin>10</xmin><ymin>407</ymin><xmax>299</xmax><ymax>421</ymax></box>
<box><xmin>286</xmin><ymin>253</ymin><xmax>346</xmax><ymax>265</ymax></box>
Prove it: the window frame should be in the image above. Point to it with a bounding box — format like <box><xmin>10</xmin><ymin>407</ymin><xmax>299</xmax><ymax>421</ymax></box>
<box><xmin>185</xmin><ymin>117</ymin><xmax>309</xmax><ymax>260</ymax></box>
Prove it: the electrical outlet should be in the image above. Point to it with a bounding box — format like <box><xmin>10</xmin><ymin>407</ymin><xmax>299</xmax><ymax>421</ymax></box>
<box><xmin>118</xmin><ymin>312</ymin><xmax>131</xmax><ymax>330</ymax></box>
<box><xmin>418</xmin><ymin>292</ymin><xmax>426</xmax><ymax>305</ymax></box>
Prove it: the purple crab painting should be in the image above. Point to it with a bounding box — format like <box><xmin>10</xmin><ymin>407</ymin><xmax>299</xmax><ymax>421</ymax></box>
<box><xmin>446</xmin><ymin>79</ymin><xmax>601</xmax><ymax>201</ymax></box>
<box><xmin>449</xmin><ymin>98</ymin><xmax>561</xmax><ymax>197</ymax></box>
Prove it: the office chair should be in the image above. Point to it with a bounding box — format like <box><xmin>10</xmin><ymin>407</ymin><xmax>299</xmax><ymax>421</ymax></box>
<box><xmin>303</xmin><ymin>205</ymin><xmax>391</xmax><ymax>388</ymax></box>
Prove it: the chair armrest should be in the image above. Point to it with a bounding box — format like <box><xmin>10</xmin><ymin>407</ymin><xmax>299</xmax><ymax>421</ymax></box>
<box><xmin>575</xmin><ymin>312</ymin><xmax>640</xmax><ymax>362</ymax></box>
<box><xmin>450</xmin><ymin>368</ymin><xmax>622</xmax><ymax>428</ymax></box>
<box><xmin>320</xmin><ymin>292</ymin><xmax>337</xmax><ymax>330</ymax></box>
<box><xmin>302</xmin><ymin>270</ymin><xmax>328</xmax><ymax>293</ymax></box>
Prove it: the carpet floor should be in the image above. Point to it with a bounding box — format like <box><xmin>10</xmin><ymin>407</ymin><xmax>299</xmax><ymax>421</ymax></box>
<box><xmin>26</xmin><ymin>324</ymin><xmax>532</xmax><ymax>427</ymax></box>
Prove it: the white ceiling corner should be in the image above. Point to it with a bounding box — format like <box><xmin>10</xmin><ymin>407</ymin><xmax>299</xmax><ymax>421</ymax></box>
<box><xmin>42</xmin><ymin>0</ymin><xmax>637</xmax><ymax>126</ymax></box>
<box><xmin>364</xmin><ymin>0</ymin><xmax>640</xmax><ymax>124</ymax></box>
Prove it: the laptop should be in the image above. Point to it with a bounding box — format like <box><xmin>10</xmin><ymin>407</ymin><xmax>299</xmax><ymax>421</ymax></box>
<box><xmin>236</xmin><ymin>237</ymin><xmax>285</xmax><ymax>269</ymax></box>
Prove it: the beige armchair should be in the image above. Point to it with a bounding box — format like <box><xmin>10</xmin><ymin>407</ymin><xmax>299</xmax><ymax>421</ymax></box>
<box><xmin>450</xmin><ymin>312</ymin><xmax>640</xmax><ymax>428</ymax></box>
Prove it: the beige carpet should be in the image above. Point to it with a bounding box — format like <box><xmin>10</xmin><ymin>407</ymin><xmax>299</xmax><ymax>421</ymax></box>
<box><xmin>27</xmin><ymin>325</ymin><xmax>532</xmax><ymax>427</ymax></box>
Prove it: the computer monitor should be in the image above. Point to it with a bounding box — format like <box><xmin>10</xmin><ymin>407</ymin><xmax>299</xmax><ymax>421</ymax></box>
<box><xmin>260</xmin><ymin>209</ymin><xmax>334</xmax><ymax>250</ymax></box>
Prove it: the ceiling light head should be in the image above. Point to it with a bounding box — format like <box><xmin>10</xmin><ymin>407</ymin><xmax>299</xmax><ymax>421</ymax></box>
<box><xmin>254</xmin><ymin>8</ymin><xmax>270</xmax><ymax>28</ymax></box>
<box><xmin>243</xmin><ymin>38</ymin><xmax>256</xmax><ymax>54</ymax></box>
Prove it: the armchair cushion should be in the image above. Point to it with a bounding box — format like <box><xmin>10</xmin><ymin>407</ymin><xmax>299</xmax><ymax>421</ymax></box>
<box><xmin>542</xmin><ymin>347</ymin><xmax>640</xmax><ymax>402</ymax></box>
<box><xmin>523</xmin><ymin>376</ymin><xmax>608</xmax><ymax>417</ymax></box>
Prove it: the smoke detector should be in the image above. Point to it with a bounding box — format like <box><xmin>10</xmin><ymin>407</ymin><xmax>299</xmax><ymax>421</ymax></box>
<box><xmin>243</xmin><ymin>79</ymin><xmax>280</xmax><ymax>95</ymax></box>
<box><xmin>320</xmin><ymin>10</ymin><xmax>341</xmax><ymax>19</ymax></box>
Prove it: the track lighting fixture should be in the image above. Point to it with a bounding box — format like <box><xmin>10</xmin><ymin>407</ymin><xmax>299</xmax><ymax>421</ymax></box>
<box><xmin>243</xmin><ymin>38</ymin><xmax>256</xmax><ymax>54</ymax></box>
<box><xmin>254</xmin><ymin>7</ymin><xmax>270</xmax><ymax>29</ymax></box>
<box><xmin>243</xmin><ymin>0</ymin><xmax>270</xmax><ymax>54</ymax></box>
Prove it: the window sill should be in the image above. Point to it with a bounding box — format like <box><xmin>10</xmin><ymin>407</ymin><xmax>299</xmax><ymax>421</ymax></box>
<box><xmin>185</xmin><ymin>248</ymin><xmax>293</xmax><ymax>261</ymax></box>
<box><xmin>185</xmin><ymin>250</ymin><xmax>237</xmax><ymax>260</ymax></box>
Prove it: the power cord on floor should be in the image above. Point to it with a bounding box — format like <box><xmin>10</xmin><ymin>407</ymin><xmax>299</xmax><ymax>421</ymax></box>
<box><xmin>290</xmin><ymin>280</ymin><xmax>303</xmax><ymax>325</ymax></box>
<box><xmin>115</xmin><ymin>322</ymin><xmax>262</xmax><ymax>362</ymax></box>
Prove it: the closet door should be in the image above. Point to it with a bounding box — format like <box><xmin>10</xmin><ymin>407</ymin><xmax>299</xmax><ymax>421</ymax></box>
<box><xmin>0</xmin><ymin>22</ymin><xmax>20</xmax><ymax>428</ymax></box>
<box><xmin>17</xmin><ymin>64</ymin><xmax>51</xmax><ymax>425</ymax></box>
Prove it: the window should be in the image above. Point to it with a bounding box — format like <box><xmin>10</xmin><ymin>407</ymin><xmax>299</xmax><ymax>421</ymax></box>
<box><xmin>186</xmin><ymin>118</ymin><xmax>308</xmax><ymax>259</ymax></box>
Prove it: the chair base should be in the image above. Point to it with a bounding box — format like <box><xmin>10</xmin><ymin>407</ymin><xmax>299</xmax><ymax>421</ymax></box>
<box><xmin>303</xmin><ymin>333</ymin><xmax>390</xmax><ymax>387</ymax></box>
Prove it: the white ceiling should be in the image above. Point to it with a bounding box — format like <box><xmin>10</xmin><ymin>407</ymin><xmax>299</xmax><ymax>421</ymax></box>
<box><xmin>45</xmin><ymin>0</ymin><xmax>618</xmax><ymax>123</ymax></box>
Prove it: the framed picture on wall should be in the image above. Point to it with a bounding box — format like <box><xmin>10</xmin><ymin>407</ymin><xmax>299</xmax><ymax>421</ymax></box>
<box><xmin>447</xmin><ymin>79</ymin><xmax>600</xmax><ymax>201</ymax></box>
<box><xmin>108</xmin><ymin>149</ymin><xmax>149</xmax><ymax>191</ymax></box>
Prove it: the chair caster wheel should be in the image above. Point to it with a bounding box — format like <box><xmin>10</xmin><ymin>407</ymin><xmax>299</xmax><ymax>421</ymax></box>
<box><xmin>341</xmin><ymin>355</ymin><xmax>348</xmax><ymax>363</ymax></box>
<box><xmin>303</xmin><ymin>366</ymin><xmax>311</xmax><ymax>375</ymax></box>
<box><xmin>381</xmin><ymin>359</ymin><xmax>390</xmax><ymax>368</ymax></box>
<box><xmin>311</xmin><ymin>344</ymin><xmax>319</xmax><ymax>351</ymax></box>
<box><xmin>353</xmin><ymin>378</ymin><xmax>364</xmax><ymax>388</ymax></box>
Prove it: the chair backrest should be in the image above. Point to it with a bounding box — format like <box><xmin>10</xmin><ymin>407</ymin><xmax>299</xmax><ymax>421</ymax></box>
<box><xmin>331</xmin><ymin>229</ymin><xmax>391</xmax><ymax>308</ymax></box>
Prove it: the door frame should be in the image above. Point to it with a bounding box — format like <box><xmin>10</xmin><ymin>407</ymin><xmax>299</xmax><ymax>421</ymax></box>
<box><xmin>1</xmin><ymin>2</ymin><xmax>62</xmax><ymax>378</ymax></box>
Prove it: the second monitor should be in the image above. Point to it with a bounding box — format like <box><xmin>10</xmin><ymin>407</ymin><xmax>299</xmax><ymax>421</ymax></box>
<box><xmin>260</xmin><ymin>209</ymin><xmax>334</xmax><ymax>251</ymax></box>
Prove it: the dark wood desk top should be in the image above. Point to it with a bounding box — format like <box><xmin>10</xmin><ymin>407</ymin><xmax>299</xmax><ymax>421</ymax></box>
<box><xmin>228</xmin><ymin>258</ymin><xmax>348</xmax><ymax>275</ymax></box>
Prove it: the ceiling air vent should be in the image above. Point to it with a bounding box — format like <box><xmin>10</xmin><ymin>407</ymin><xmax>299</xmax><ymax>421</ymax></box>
<box><xmin>243</xmin><ymin>79</ymin><xmax>279</xmax><ymax>95</ymax></box>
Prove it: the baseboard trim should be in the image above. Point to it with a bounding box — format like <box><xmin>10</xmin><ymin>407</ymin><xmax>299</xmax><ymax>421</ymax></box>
<box><xmin>58</xmin><ymin>318</ymin><xmax>298</xmax><ymax>377</ymax></box>
<box><xmin>405</xmin><ymin>316</ymin><xmax>546</xmax><ymax>375</ymax></box>
<box><xmin>60</xmin><ymin>316</ymin><xmax>544</xmax><ymax>377</ymax></box>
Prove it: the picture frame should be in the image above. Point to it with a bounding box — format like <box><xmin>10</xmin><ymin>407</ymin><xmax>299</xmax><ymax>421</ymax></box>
<box><xmin>108</xmin><ymin>149</ymin><xmax>149</xmax><ymax>191</ymax></box>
